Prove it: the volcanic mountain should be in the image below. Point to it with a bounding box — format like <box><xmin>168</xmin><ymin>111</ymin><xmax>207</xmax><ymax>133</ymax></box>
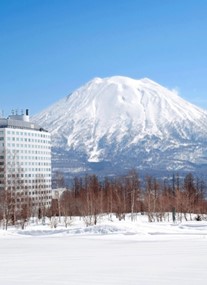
<box><xmin>33</xmin><ymin>76</ymin><xmax>207</xmax><ymax>179</ymax></box>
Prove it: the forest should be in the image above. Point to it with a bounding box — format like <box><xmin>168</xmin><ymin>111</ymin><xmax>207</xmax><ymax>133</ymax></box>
<box><xmin>0</xmin><ymin>171</ymin><xmax>207</xmax><ymax>229</ymax></box>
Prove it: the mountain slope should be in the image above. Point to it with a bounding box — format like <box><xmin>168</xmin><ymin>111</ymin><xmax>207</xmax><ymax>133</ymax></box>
<box><xmin>33</xmin><ymin>76</ymin><xmax>207</xmax><ymax>177</ymax></box>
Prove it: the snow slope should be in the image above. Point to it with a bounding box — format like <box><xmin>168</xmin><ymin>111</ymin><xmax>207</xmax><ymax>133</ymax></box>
<box><xmin>1</xmin><ymin>215</ymin><xmax>207</xmax><ymax>285</ymax></box>
<box><xmin>33</xmin><ymin>76</ymin><xmax>207</xmax><ymax>177</ymax></box>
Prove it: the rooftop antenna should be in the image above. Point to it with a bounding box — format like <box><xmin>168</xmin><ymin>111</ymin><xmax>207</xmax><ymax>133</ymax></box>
<box><xmin>11</xmin><ymin>109</ymin><xmax>14</xmax><ymax>115</ymax></box>
<box><xmin>15</xmin><ymin>109</ymin><xmax>18</xmax><ymax>115</ymax></box>
<box><xmin>21</xmin><ymin>109</ymin><xmax>24</xmax><ymax>115</ymax></box>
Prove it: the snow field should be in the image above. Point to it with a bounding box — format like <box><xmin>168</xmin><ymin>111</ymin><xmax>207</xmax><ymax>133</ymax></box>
<box><xmin>0</xmin><ymin>214</ymin><xmax>207</xmax><ymax>284</ymax></box>
<box><xmin>0</xmin><ymin>237</ymin><xmax>207</xmax><ymax>285</ymax></box>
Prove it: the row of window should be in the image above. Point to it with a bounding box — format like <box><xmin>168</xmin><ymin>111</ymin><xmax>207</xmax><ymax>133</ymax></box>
<box><xmin>15</xmin><ymin>196</ymin><xmax>51</xmax><ymax>203</ymax></box>
<box><xmin>7</xmin><ymin>201</ymin><xmax>51</xmax><ymax>208</ymax></box>
<box><xmin>7</xmin><ymin>149</ymin><xmax>50</xmax><ymax>154</ymax></box>
<box><xmin>5</xmin><ymin>137</ymin><xmax>50</xmax><ymax>144</ymax></box>
<box><xmin>7</xmin><ymin>167</ymin><xmax>51</xmax><ymax>173</ymax></box>
<box><xmin>7</xmin><ymin>173</ymin><xmax>50</xmax><ymax>176</ymax></box>
<box><xmin>14</xmin><ymin>190</ymin><xmax>51</xmax><ymax>195</ymax></box>
<box><xmin>6</xmin><ymin>130</ymin><xmax>50</xmax><ymax>138</ymax></box>
<box><xmin>6</xmin><ymin>143</ymin><xmax>50</xmax><ymax>149</ymax></box>
<box><xmin>1</xmin><ymin>180</ymin><xmax>51</xmax><ymax>186</ymax></box>
<box><xmin>7</xmin><ymin>156</ymin><xmax>50</xmax><ymax>161</ymax></box>
<box><xmin>7</xmin><ymin>162</ymin><xmax>51</xmax><ymax>167</ymax></box>
<box><xmin>7</xmin><ymin>179</ymin><xmax>51</xmax><ymax>184</ymax></box>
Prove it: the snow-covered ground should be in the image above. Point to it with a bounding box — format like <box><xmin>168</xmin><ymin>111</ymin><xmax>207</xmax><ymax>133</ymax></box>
<box><xmin>0</xmin><ymin>214</ymin><xmax>207</xmax><ymax>284</ymax></box>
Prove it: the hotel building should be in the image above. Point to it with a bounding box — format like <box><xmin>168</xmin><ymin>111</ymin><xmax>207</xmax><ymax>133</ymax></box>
<box><xmin>0</xmin><ymin>110</ymin><xmax>52</xmax><ymax>209</ymax></box>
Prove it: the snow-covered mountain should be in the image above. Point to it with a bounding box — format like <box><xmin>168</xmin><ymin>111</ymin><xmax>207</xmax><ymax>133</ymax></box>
<box><xmin>33</xmin><ymin>76</ymin><xmax>207</xmax><ymax>179</ymax></box>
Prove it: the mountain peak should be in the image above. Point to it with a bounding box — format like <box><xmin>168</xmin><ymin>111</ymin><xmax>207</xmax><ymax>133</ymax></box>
<box><xmin>89</xmin><ymin>75</ymin><xmax>163</xmax><ymax>87</ymax></box>
<box><xmin>88</xmin><ymin>75</ymin><xmax>157</xmax><ymax>88</ymax></box>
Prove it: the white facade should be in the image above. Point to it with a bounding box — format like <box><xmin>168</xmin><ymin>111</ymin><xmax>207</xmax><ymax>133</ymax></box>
<box><xmin>0</xmin><ymin>111</ymin><xmax>52</xmax><ymax>208</ymax></box>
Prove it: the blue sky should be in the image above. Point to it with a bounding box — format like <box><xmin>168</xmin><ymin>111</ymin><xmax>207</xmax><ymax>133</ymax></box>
<box><xmin>0</xmin><ymin>0</ymin><xmax>207</xmax><ymax>115</ymax></box>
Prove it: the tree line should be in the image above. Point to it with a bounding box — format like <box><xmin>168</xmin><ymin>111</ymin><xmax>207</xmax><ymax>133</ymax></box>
<box><xmin>55</xmin><ymin>171</ymin><xmax>207</xmax><ymax>225</ymax></box>
<box><xmin>0</xmin><ymin>170</ymin><xmax>207</xmax><ymax>229</ymax></box>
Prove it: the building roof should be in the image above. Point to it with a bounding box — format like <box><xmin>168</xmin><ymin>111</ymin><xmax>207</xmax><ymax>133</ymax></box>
<box><xmin>0</xmin><ymin>111</ymin><xmax>48</xmax><ymax>132</ymax></box>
